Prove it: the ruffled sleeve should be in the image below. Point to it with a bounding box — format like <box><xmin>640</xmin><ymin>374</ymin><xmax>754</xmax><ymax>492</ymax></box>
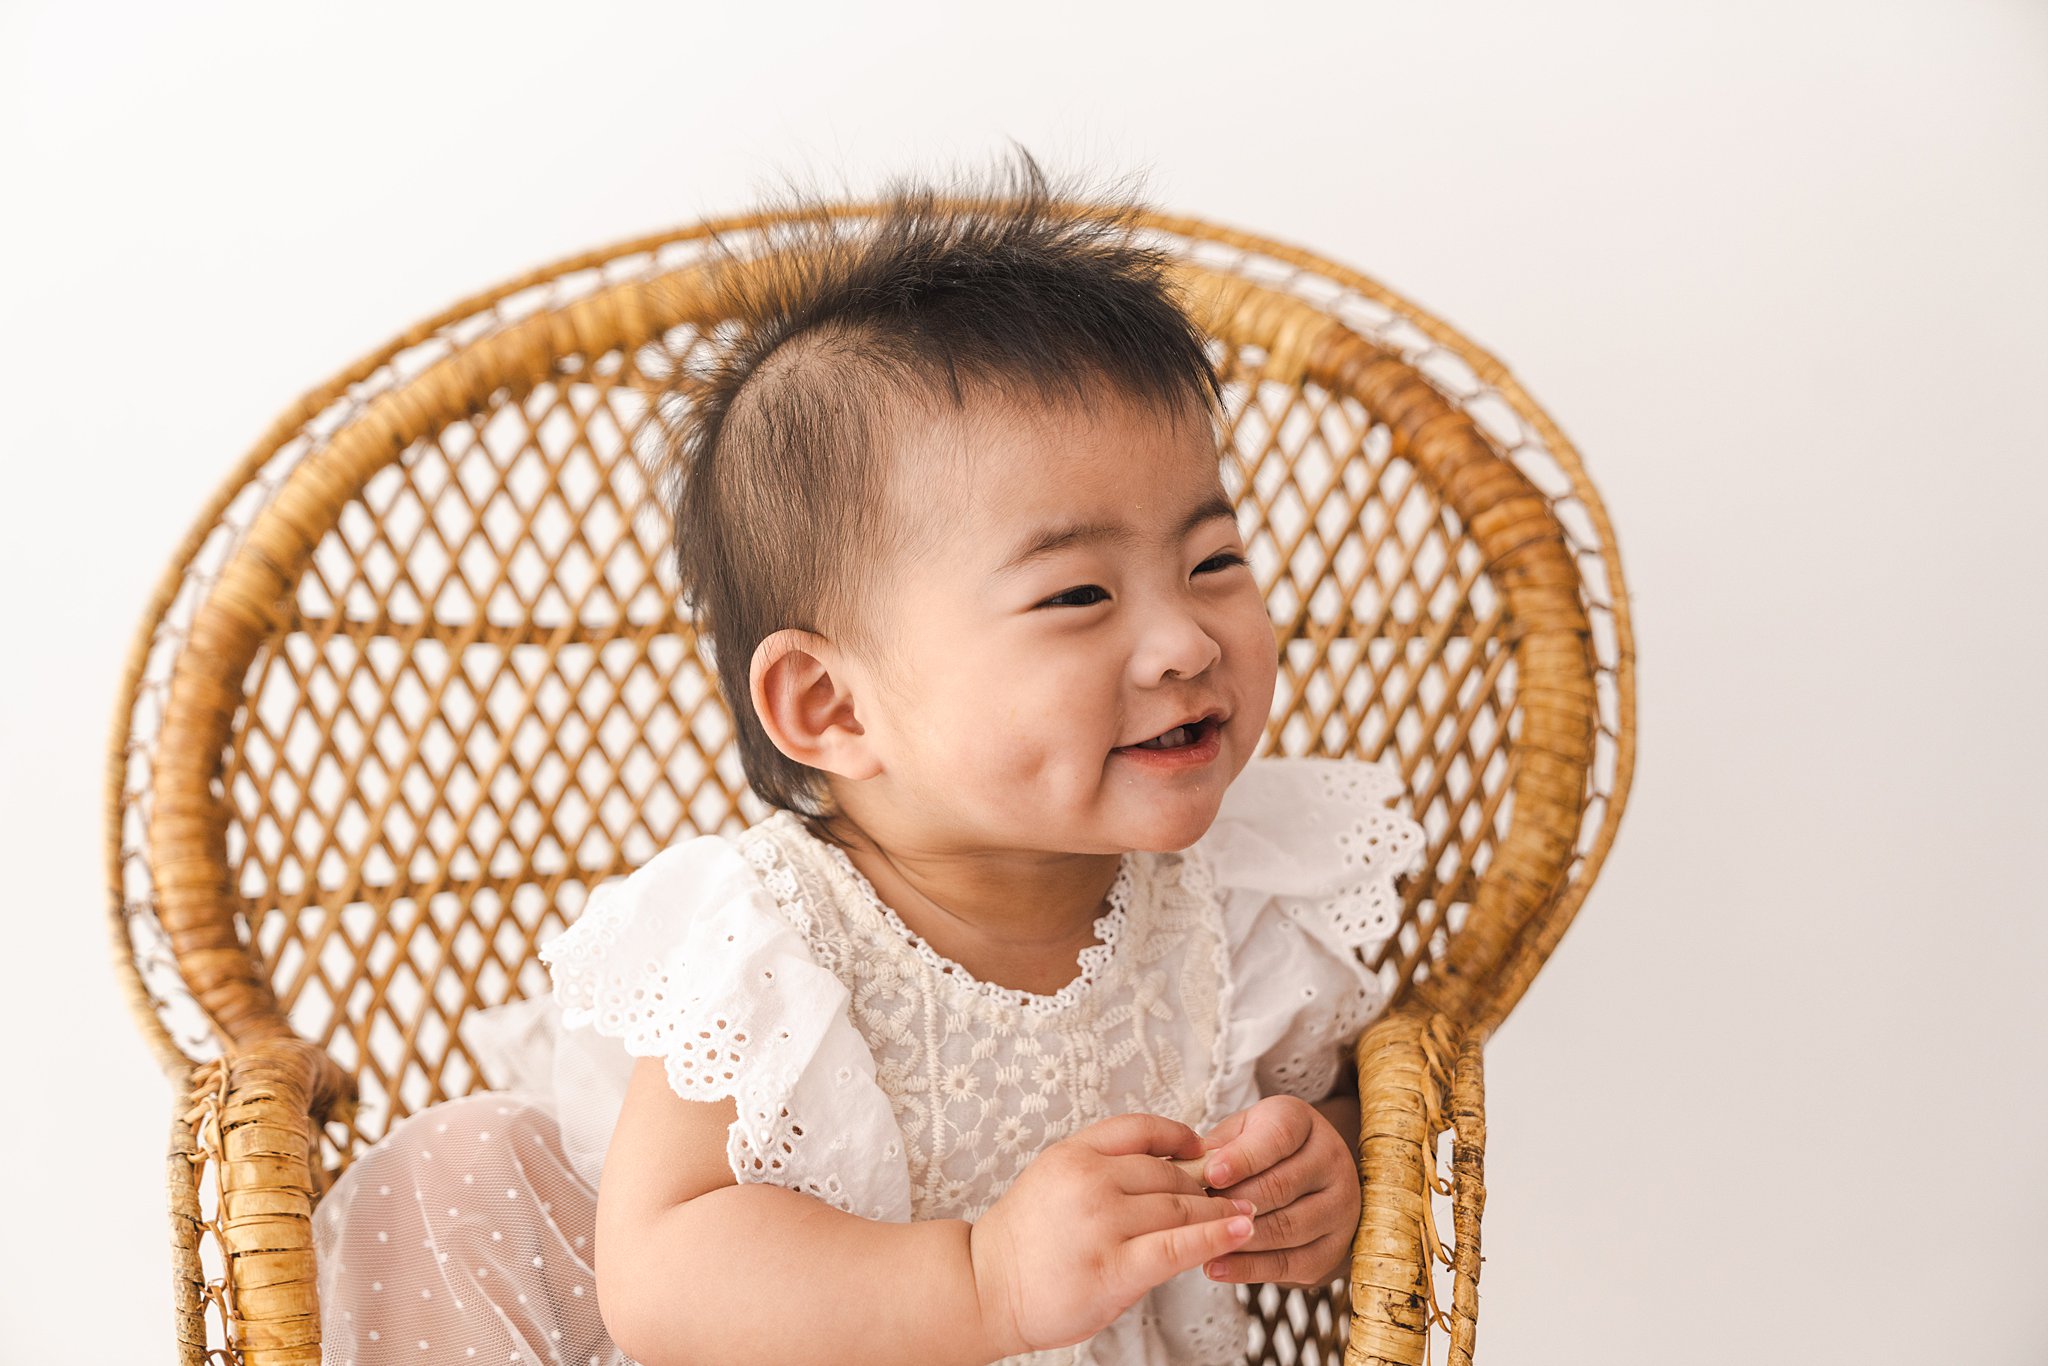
<box><xmin>465</xmin><ymin>833</ymin><xmax>913</xmax><ymax>1222</ymax></box>
<box><xmin>1197</xmin><ymin>755</ymin><xmax>1429</xmax><ymax>1104</ymax></box>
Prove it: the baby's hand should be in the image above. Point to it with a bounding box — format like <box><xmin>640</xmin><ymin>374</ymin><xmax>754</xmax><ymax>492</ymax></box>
<box><xmin>968</xmin><ymin>1112</ymin><xmax>1257</xmax><ymax>1357</ymax></box>
<box><xmin>1196</xmin><ymin>1094</ymin><xmax>1361</xmax><ymax>1288</ymax></box>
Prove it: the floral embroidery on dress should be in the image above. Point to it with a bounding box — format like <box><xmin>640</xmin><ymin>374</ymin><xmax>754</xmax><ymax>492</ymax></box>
<box><xmin>715</xmin><ymin>812</ymin><xmax>1259</xmax><ymax>1365</ymax></box>
<box><xmin>736</xmin><ymin>811</ymin><xmax>1229</xmax><ymax>1226</ymax></box>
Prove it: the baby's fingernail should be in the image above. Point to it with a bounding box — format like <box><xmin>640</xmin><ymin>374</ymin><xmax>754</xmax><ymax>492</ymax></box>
<box><xmin>1232</xmin><ymin>1200</ymin><xmax>1256</xmax><ymax>1216</ymax></box>
<box><xmin>1227</xmin><ymin>1216</ymin><xmax>1253</xmax><ymax>1237</ymax></box>
<box><xmin>1207</xmin><ymin>1159</ymin><xmax>1231</xmax><ymax>1186</ymax></box>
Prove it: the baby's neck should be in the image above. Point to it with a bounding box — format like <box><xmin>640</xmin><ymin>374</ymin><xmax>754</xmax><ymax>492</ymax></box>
<box><xmin>820</xmin><ymin>820</ymin><xmax>1124</xmax><ymax>998</ymax></box>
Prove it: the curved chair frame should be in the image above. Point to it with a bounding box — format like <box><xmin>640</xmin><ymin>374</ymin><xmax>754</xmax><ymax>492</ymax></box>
<box><xmin>109</xmin><ymin>201</ymin><xmax>1635</xmax><ymax>1366</ymax></box>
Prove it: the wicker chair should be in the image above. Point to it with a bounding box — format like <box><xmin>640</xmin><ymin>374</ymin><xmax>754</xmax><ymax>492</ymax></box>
<box><xmin>108</xmin><ymin>201</ymin><xmax>1634</xmax><ymax>1366</ymax></box>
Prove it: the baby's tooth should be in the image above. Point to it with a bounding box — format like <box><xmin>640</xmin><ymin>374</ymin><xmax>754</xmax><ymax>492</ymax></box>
<box><xmin>1140</xmin><ymin>725</ymin><xmax>1190</xmax><ymax>749</ymax></box>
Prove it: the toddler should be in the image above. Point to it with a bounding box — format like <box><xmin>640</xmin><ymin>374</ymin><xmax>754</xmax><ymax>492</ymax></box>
<box><xmin>313</xmin><ymin>149</ymin><xmax>1428</xmax><ymax>1366</ymax></box>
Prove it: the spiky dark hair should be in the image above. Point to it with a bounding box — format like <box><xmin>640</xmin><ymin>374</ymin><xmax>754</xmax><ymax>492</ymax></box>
<box><xmin>653</xmin><ymin>144</ymin><xmax>1228</xmax><ymax>820</ymax></box>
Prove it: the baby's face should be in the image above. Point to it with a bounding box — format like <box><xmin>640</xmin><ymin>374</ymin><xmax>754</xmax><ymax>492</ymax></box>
<box><xmin>842</xmin><ymin>387</ymin><xmax>1278</xmax><ymax>855</ymax></box>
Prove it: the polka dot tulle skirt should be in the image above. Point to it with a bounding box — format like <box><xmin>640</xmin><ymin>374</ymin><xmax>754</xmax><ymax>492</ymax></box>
<box><xmin>314</xmin><ymin>1092</ymin><xmax>632</xmax><ymax>1366</ymax></box>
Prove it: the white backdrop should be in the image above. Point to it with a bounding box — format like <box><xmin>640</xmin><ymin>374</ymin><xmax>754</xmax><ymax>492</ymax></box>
<box><xmin>4</xmin><ymin>1</ymin><xmax>2043</xmax><ymax>1361</ymax></box>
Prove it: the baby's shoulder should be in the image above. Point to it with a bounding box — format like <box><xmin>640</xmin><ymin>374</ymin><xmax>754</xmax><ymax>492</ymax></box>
<box><xmin>519</xmin><ymin>814</ymin><xmax>911</xmax><ymax>1220</ymax></box>
<box><xmin>540</xmin><ymin>826</ymin><xmax>783</xmax><ymax>984</ymax></box>
<box><xmin>537</xmin><ymin>816</ymin><xmax>865</xmax><ymax>1097</ymax></box>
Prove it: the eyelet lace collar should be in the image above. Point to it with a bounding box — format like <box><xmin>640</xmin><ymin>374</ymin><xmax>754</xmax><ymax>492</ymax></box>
<box><xmin>763</xmin><ymin>810</ymin><xmax>1136</xmax><ymax>1015</ymax></box>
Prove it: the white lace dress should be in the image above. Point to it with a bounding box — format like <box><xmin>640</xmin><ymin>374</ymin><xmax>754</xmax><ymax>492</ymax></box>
<box><xmin>313</xmin><ymin>755</ymin><xmax>1427</xmax><ymax>1366</ymax></box>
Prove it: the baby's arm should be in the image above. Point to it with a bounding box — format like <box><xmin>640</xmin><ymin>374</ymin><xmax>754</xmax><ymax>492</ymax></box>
<box><xmin>596</xmin><ymin>1056</ymin><xmax>996</xmax><ymax>1366</ymax></box>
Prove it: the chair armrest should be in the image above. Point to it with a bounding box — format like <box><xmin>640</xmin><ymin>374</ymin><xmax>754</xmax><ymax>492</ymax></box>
<box><xmin>1344</xmin><ymin>1002</ymin><xmax>1487</xmax><ymax>1366</ymax></box>
<box><xmin>169</xmin><ymin>1036</ymin><xmax>355</xmax><ymax>1366</ymax></box>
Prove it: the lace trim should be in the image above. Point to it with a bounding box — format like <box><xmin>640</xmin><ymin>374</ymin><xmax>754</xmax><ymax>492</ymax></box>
<box><xmin>762</xmin><ymin>810</ymin><xmax>1137</xmax><ymax>1015</ymax></box>
<box><xmin>1295</xmin><ymin>758</ymin><xmax>1428</xmax><ymax>949</ymax></box>
<box><xmin>1179</xmin><ymin>845</ymin><xmax>1237</xmax><ymax>1131</ymax></box>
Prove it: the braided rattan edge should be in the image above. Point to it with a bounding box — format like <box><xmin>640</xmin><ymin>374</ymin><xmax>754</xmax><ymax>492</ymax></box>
<box><xmin>172</xmin><ymin>1037</ymin><xmax>354</xmax><ymax>1365</ymax></box>
<box><xmin>1446</xmin><ymin>1033</ymin><xmax>1485</xmax><ymax>1366</ymax></box>
<box><xmin>170</xmin><ymin>1079</ymin><xmax>210</xmax><ymax>1365</ymax></box>
<box><xmin>1342</xmin><ymin>1000</ymin><xmax>1483</xmax><ymax>1366</ymax></box>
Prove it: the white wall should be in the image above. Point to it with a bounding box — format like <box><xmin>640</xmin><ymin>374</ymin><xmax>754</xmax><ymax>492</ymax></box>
<box><xmin>3</xmin><ymin>1</ymin><xmax>2043</xmax><ymax>1359</ymax></box>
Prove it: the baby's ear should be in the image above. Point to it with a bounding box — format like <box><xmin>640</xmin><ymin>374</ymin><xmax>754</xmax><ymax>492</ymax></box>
<box><xmin>749</xmin><ymin>629</ymin><xmax>879</xmax><ymax>780</ymax></box>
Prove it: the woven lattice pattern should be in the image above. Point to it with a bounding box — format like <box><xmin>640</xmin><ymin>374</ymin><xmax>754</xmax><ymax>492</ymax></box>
<box><xmin>114</xmin><ymin>204</ymin><xmax>1633</xmax><ymax>1366</ymax></box>
<box><xmin>1219</xmin><ymin>359</ymin><xmax>1508</xmax><ymax>996</ymax></box>
<box><xmin>228</xmin><ymin>360</ymin><xmax>737</xmax><ymax>1141</ymax></box>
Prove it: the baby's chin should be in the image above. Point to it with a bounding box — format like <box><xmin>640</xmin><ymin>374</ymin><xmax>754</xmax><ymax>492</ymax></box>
<box><xmin>1100</xmin><ymin>787</ymin><xmax>1230</xmax><ymax>854</ymax></box>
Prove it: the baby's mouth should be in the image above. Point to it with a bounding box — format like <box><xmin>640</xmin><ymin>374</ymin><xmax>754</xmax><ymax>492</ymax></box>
<box><xmin>1119</xmin><ymin>715</ymin><xmax>1222</xmax><ymax>752</ymax></box>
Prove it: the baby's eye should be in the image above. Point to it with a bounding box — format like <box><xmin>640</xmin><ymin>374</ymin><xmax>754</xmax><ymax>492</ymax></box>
<box><xmin>1038</xmin><ymin>584</ymin><xmax>1110</xmax><ymax>609</ymax></box>
<box><xmin>1040</xmin><ymin>561</ymin><xmax>1245</xmax><ymax>614</ymax></box>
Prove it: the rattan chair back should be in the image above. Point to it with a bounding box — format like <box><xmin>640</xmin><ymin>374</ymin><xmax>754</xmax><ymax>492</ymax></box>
<box><xmin>110</xmin><ymin>203</ymin><xmax>1633</xmax><ymax>1366</ymax></box>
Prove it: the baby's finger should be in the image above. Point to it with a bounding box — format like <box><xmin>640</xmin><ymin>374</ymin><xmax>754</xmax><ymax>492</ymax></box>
<box><xmin>1117</xmin><ymin>1211</ymin><xmax>1256</xmax><ymax>1290</ymax></box>
<box><xmin>1114</xmin><ymin>1153</ymin><xmax>1211</xmax><ymax>1195</ymax></box>
<box><xmin>1198</xmin><ymin>1108</ymin><xmax>1249</xmax><ymax>1153</ymax></box>
<box><xmin>1206</xmin><ymin>1143</ymin><xmax>1324</xmax><ymax>1215</ymax></box>
<box><xmin>1200</xmin><ymin>1096</ymin><xmax>1316</xmax><ymax>1190</ymax></box>
<box><xmin>1209</xmin><ymin>1183</ymin><xmax>1345</xmax><ymax>1255</ymax></box>
<box><xmin>1205</xmin><ymin>1229</ymin><xmax>1353</xmax><ymax>1288</ymax></box>
<box><xmin>1073</xmin><ymin>1112</ymin><xmax>1204</xmax><ymax>1161</ymax></box>
<box><xmin>1114</xmin><ymin>1191</ymin><xmax>1258</xmax><ymax>1239</ymax></box>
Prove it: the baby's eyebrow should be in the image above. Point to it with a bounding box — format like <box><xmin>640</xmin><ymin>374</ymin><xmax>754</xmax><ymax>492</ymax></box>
<box><xmin>991</xmin><ymin>493</ymin><xmax>1238</xmax><ymax>577</ymax></box>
